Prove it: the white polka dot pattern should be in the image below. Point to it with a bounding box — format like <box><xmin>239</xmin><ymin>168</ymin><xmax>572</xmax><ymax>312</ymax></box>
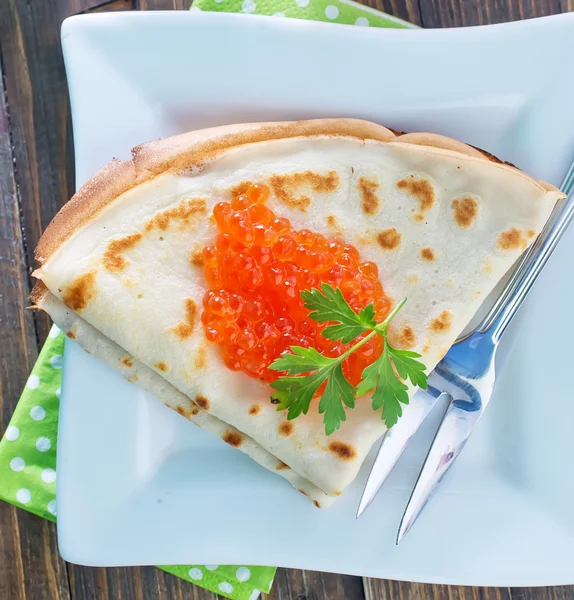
<box><xmin>27</xmin><ymin>374</ymin><xmax>40</xmax><ymax>390</ymax></box>
<box><xmin>48</xmin><ymin>326</ymin><xmax>61</xmax><ymax>338</ymax></box>
<box><xmin>188</xmin><ymin>567</ymin><xmax>203</xmax><ymax>580</ymax></box>
<box><xmin>41</xmin><ymin>468</ymin><xmax>57</xmax><ymax>483</ymax></box>
<box><xmin>325</xmin><ymin>4</ymin><xmax>339</xmax><ymax>18</ymax></box>
<box><xmin>10</xmin><ymin>457</ymin><xmax>25</xmax><ymax>472</ymax></box>
<box><xmin>16</xmin><ymin>488</ymin><xmax>31</xmax><ymax>504</ymax></box>
<box><xmin>30</xmin><ymin>406</ymin><xmax>46</xmax><ymax>421</ymax></box>
<box><xmin>236</xmin><ymin>566</ymin><xmax>251</xmax><ymax>582</ymax></box>
<box><xmin>219</xmin><ymin>582</ymin><xmax>234</xmax><ymax>594</ymax></box>
<box><xmin>50</xmin><ymin>355</ymin><xmax>64</xmax><ymax>369</ymax></box>
<box><xmin>5</xmin><ymin>425</ymin><xmax>19</xmax><ymax>441</ymax></box>
<box><xmin>36</xmin><ymin>437</ymin><xmax>51</xmax><ymax>452</ymax></box>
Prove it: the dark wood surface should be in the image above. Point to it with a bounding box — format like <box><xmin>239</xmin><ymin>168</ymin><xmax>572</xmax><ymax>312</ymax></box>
<box><xmin>0</xmin><ymin>0</ymin><xmax>572</xmax><ymax>598</ymax></box>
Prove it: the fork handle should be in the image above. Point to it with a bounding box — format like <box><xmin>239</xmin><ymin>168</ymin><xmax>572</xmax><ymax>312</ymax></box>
<box><xmin>489</xmin><ymin>161</ymin><xmax>574</xmax><ymax>342</ymax></box>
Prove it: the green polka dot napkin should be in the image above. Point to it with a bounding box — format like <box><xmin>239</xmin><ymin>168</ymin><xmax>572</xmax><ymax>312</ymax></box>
<box><xmin>0</xmin><ymin>3</ymin><xmax>414</xmax><ymax>599</ymax></box>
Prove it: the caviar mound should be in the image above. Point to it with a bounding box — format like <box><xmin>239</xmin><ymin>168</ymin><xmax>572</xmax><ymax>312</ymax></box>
<box><xmin>201</xmin><ymin>183</ymin><xmax>390</xmax><ymax>385</ymax></box>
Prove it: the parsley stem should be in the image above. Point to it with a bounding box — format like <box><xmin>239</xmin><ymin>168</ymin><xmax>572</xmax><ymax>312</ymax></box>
<box><xmin>374</xmin><ymin>296</ymin><xmax>408</xmax><ymax>336</ymax></box>
<box><xmin>337</xmin><ymin>329</ymin><xmax>378</xmax><ymax>361</ymax></box>
<box><xmin>335</xmin><ymin>296</ymin><xmax>407</xmax><ymax>363</ymax></box>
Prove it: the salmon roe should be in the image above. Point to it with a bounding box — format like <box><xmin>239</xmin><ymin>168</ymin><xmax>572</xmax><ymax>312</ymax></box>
<box><xmin>201</xmin><ymin>183</ymin><xmax>391</xmax><ymax>386</ymax></box>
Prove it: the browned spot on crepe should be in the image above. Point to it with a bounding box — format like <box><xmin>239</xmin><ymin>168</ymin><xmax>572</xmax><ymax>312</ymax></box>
<box><xmin>145</xmin><ymin>198</ymin><xmax>207</xmax><ymax>232</ymax></box>
<box><xmin>527</xmin><ymin>229</ymin><xmax>536</xmax><ymax>239</ymax></box>
<box><xmin>195</xmin><ymin>394</ymin><xmax>210</xmax><ymax>410</ymax></box>
<box><xmin>313</xmin><ymin>500</ymin><xmax>321</xmax><ymax>508</ymax></box>
<box><xmin>172</xmin><ymin>298</ymin><xmax>197</xmax><ymax>339</ymax></box>
<box><xmin>498</xmin><ymin>227</ymin><xmax>526</xmax><ymax>251</ymax></box>
<box><xmin>103</xmin><ymin>232</ymin><xmax>143</xmax><ymax>272</ymax></box>
<box><xmin>278</xmin><ymin>421</ymin><xmax>294</xmax><ymax>437</ymax></box>
<box><xmin>421</xmin><ymin>247</ymin><xmax>435</xmax><ymax>262</ymax></box>
<box><xmin>377</xmin><ymin>228</ymin><xmax>401</xmax><ymax>250</ymax></box>
<box><xmin>230</xmin><ymin>181</ymin><xmax>253</xmax><ymax>196</ymax></box>
<box><xmin>194</xmin><ymin>345</ymin><xmax>207</xmax><ymax>370</ymax></box>
<box><xmin>249</xmin><ymin>404</ymin><xmax>261</xmax><ymax>416</ymax></box>
<box><xmin>190</xmin><ymin>250</ymin><xmax>204</xmax><ymax>267</ymax></box>
<box><xmin>328</xmin><ymin>441</ymin><xmax>357</xmax><ymax>461</ymax></box>
<box><xmin>269</xmin><ymin>171</ymin><xmax>339</xmax><ymax>211</ymax></box>
<box><xmin>358</xmin><ymin>176</ymin><xmax>380</xmax><ymax>215</ymax></box>
<box><xmin>62</xmin><ymin>272</ymin><xmax>97</xmax><ymax>311</ymax></box>
<box><xmin>397</xmin><ymin>176</ymin><xmax>435</xmax><ymax>211</ymax></box>
<box><xmin>326</xmin><ymin>214</ymin><xmax>341</xmax><ymax>232</ymax></box>
<box><xmin>413</xmin><ymin>213</ymin><xmax>425</xmax><ymax>223</ymax></box>
<box><xmin>66</xmin><ymin>330</ymin><xmax>76</xmax><ymax>340</ymax></box>
<box><xmin>176</xmin><ymin>404</ymin><xmax>199</xmax><ymax>419</ymax></box>
<box><xmin>298</xmin><ymin>488</ymin><xmax>310</xmax><ymax>498</ymax></box>
<box><xmin>222</xmin><ymin>430</ymin><xmax>244</xmax><ymax>448</ymax></box>
<box><xmin>399</xmin><ymin>325</ymin><xmax>416</xmax><ymax>349</ymax></box>
<box><xmin>155</xmin><ymin>362</ymin><xmax>168</xmax><ymax>372</ymax></box>
<box><xmin>276</xmin><ymin>461</ymin><xmax>290</xmax><ymax>471</ymax></box>
<box><xmin>122</xmin><ymin>357</ymin><xmax>134</xmax><ymax>368</ymax></box>
<box><xmin>453</xmin><ymin>197</ymin><xmax>478</xmax><ymax>228</ymax></box>
<box><xmin>431</xmin><ymin>310</ymin><xmax>453</xmax><ymax>332</ymax></box>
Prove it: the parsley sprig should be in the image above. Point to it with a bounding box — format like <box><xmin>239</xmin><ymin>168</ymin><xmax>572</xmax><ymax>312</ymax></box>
<box><xmin>269</xmin><ymin>284</ymin><xmax>428</xmax><ymax>435</ymax></box>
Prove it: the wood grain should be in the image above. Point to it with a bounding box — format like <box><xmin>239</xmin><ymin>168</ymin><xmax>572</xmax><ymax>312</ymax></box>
<box><xmin>364</xmin><ymin>580</ymin><xmax>512</xmax><ymax>600</ymax></box>
<box><xmin>0</xmin><ymin>42</ymin><xmax>71</xmax><ymax>600</ymax></box>
<box><xmin>267</xmin><ymin>568</ymin><xmax>366</xmax><ymax>600</ymax></box>
<box><xmin>418</xmin><ymin>0</ymin><xmax>563</xmax><ymax>27</ymax></box>
<box><xmin>0</xmin><ymin>0</ymin><xmax>573</xmax><ymax>598</ymax></box>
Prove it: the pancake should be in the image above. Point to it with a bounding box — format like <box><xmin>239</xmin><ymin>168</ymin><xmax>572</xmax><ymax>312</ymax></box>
<box><xmin>32</xmin><ymin>119</ymin><xmax>562</xmax><ymax>501</ymax></box>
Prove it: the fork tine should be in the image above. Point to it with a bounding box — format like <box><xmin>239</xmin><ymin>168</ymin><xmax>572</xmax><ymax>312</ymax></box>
<box><xmin>356</xmin><ymin>386</ymin><xmax>448</xmax><ymax>518</ymax></box>
<box><xmin>396</xmin><ymin>392</ymin><xmax>489</xmax><ymax>544</ymax></box>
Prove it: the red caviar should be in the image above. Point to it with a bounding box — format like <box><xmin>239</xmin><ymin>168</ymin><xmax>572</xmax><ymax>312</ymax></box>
<box><xmin>201</xmin><ymin>183</ymin><xmax>390</xmax><ymax>385</ymax></box>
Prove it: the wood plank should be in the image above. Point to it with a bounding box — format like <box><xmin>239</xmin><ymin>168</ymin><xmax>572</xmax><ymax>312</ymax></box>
<box><xmin>137</xmin><ymin>0</ymin><xmax>189</xmax><ymax>10</ymax></box>
<box><xmin>511</xmin><ymin>587</ymin><xmax>574</xmax><ymax>600</ymax></box>
<box><xmin>356</xmin><ymin>0</ymin><xmax>422</xmax><ymax>25</ymax></box>
<box><xmin>69</xmin><ymin>565</ymin><xmax>220</xmax><ymax>600</ymax></box>
<box><xmin>418</xmin><ymin>0</ymin><xmax>563</xmax><ymax>27</ymax></box>
<box><xmin>85</xmin><ymin>0</ymin><xmax>136</xmax><ymax>13</ymax></box>
<box><xmin>364</xmin><ymin>580</ymin><xmax>512</xmax><ymax>600</ymax></box>
<box><xmin>0</xmin><ymin>44</ymin><xmax>37</xmax><ymax>600</ymax></box>
<box><xmin>0</xmin><ymin>42</ymin><xmax>71</xmax><ymax>600</ymax></box>
<box><xmin>267</xmin><ymin>568</ymin><xmax>365</xmax><ymax>600</ymax></box>
<box><xmin>0</xmin><ymin>0</ymin><xmax>114</xmax><ymax>341</ymax></box>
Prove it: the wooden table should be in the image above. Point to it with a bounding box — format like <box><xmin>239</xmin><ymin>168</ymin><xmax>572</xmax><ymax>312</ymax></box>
<box><xmin>1</xmin><ymin>0</ymin><xmax>573</xmax><ymax>598</ymax></box>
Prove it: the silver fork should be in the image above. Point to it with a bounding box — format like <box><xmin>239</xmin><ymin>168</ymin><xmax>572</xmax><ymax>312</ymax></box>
<box><xmin>357</xmin><ymin>158</ymin><xmax>574</xmax><ymax>543</ymax></box>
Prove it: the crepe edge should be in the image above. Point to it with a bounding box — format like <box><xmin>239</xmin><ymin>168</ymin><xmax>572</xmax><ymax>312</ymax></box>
<box><xmin>33</xmin><ymin>118</ymin><xmax>561</xmax><ymax>266</ymax></box>
<box><xmin>34</xmin><ymin>288</ymin><xmax>337</xmax><ymax>508</ymax></box>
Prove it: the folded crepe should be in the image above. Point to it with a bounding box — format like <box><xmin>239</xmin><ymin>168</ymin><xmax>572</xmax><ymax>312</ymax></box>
<box><xmin>32</xmin><ymin>119</ymin><xmax>562</xmax><ymax>504</ymax></box>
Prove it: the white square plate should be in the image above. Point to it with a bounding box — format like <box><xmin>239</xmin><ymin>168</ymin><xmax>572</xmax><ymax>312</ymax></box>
<box><xmin>58</xmin><ymin>11</ymin><xmax>574</xmax><ymax>584</ymax></box>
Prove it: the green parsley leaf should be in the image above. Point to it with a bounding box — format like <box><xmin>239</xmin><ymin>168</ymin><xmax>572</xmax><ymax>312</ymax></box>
<box><xmin>319</xmin><ymin>363</ymin><xmax>356</xmax><ymax>435</ymax></box>
<box><xmin>356</xmin><ymin>339</ymin><xmax>427</xmax><ymax>427</ymax></box>
<box><xmin>269</xmin><ymin>285</ymin><xmax>429</xmax><ymax>435</ymax></box>
<box><xmin>369</xmin><ymin>346</ymin><xmax>410</xmax><ymax>428</ymax></box>
<box><xmin>269</xmin><ymin>346</ymin><xmax>334</xmax><ymax>375</ymax></box>
<box><xmin>388</xmin><ymin>346</ymin><xmax>428</xmax><ymax>390</ymax></box>
<box><xmin>301</xmin><ymin>284</ymin><xmax>376</xmax><ymax>343</ymax></box>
